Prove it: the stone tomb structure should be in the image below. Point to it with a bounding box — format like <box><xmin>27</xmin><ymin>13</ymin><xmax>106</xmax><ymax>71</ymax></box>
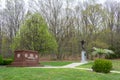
<box><xmin>11</xmin><ymin>50</ymin><xmax>39</xmax><ymax>67</ymax></box>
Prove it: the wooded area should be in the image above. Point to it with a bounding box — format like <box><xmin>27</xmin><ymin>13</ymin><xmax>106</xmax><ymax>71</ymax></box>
<box><xmin>0</xmin><ymin>0</ymin><xmax>120</xmax><ymax>60</ymax></box>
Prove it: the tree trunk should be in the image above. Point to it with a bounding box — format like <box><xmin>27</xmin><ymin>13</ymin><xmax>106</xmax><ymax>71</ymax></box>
<box><xmin>0</xmin><ymin>27</ymin><xmax>2</xmax><ymax>55</ymax></box>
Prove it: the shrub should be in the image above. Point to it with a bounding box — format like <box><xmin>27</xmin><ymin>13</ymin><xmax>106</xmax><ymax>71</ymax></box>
<box><xmin>105</xmin><ymin>54</ymin><xmax>118</xmax><ymax>59</ymax></box>
<box><xmin>108</xmin><ymin>45</ymin><xmax>120</xmax><ymax>59</ymax></box>
<box><xmin>2</xmin><ymin>59</ymin><xmax>13</xmax><ymax>65</ymax></box>
<box><xmin>92</xmin><ymin>59</ymin><xmax>112</xmax><ymax>73</ymax></box>
<box><xmin>0</xmin><ymin>55</ymin><xmax>3</xmax><ymax>65</ymax></box>
<box><xmin>92</xmin><ymin>47</ymin><xmax>114</xmax><ymax>58</ymax></box>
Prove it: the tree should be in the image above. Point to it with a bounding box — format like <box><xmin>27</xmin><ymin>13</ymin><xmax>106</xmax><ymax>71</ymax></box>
<box><xmin>0</xmin><ymin>1</ymin><xmax>3</xmax><ymax>56</ymax></box>
<box><xmin>104</xmin><ymin>0</ymin><xmax>120</xmax><ymax>58</ymax></box>
<box><xmin>11</xmin><ymin>13</ymin><xmax>58</xmax><ymax>55</ymax></box>
<box><xmin>0</xmin><ymin>0</ymin><xmax>26</xmax><ymax>57</ymax></box>
<box><xmin>0</xmin><ymin>11</ymin><xmax>2</xmax><ymax>56</ymax></box>
<box><xmin>1</xmin><ymin>0</ymin><xmax>119</xmax><ymax>60</ymax></box>
<box><xmin>29</xmin><ymin>0</ymin><xmax>78</xmax><ymax>59</ymax></box>
<box><xmin>4</xmin><ymin>0</ymin><xmax>26</xmax><ymax>38</ymax></box>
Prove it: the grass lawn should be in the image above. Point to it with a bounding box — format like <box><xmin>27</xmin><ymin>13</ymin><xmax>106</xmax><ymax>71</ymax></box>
<box><xmin>77</xmin><ymin>60</ymin><xmax>120</xmax><ymax>71</ymax></box>
<box><xmin>77</xmin><ymin>61</ymin><xmax>93</xmax><ymax>68</ymax></box>
<box><xmin>40</xmin><ymin>61</ymin><xmax>73</xmax><ymax>66</ymax></box>
<box><xmin>0</xmin><ymin>68</ymin><xmax>120</xmax><ymax>80</ymax></box>
<box><xmin>112</xmin><ymin>60</ymin><xmax>120</xmax><ymax>71</ymax></box>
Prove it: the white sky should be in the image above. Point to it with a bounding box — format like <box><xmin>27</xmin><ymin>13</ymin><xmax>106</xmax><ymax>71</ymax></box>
<box><xmin>0</xmin><ymin>0</ymin><xmax>106</xmax><ymax>6</ymax></box>
<box><xmin>1</xmin><ymin>0</ymin><xmax>120</xmax><ymax>8</ymax></box>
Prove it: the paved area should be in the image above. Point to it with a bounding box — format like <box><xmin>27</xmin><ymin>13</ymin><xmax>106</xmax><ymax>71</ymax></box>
<box><xmin>110</xmin><ymin>71</ymin><xmax>120</xmax><ymax>73</ymax></box>
<box><xmin>74</xmin><ymin>68</ymin><xmax>120</xmax><ymax>73</ymax></box>
<box><xmin>30</xmin><ymin>62</ymin><xmax>88</xmax><ymax>68</ymax></box>
<box><xmin>29</xmin><ymin>62</ymin><xmax>120</xmax><ymax>74</ymax></box>
<box><xmin>62</xmin><ymin>62</ymin><xmax>88</xmax><ymax>68</ymax></box>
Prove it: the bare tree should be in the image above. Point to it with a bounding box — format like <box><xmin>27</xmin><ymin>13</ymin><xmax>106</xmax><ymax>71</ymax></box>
<box><xmin>0</xmin><ymin>0</ymin><xmax>26</xmax><ymax>56</ymax></box>
<box><xmin>104</xmin><ymin>0</ymin><xmax>118</xmax><ymax>46</ymax></box>
<box><xmin>0</xmin><ymin>0</ymin><xmax>3</xmax><ymax>55</ymax></box>
<box><xmin>26</xmin><ymin>0</ymin><xmax>120</xmax><ymax>59</ymax></box>
<box><xmin>4</xmin><ymin>0</ymin><xmax>26</xmax><ymax>40</ymax></box>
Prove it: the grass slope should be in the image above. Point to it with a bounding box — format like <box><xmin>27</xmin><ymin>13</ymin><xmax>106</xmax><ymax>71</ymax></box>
<box><xmin>0</xmin><ymin>68</ymin><xmax>120</xmax><ymax>80</ymax></box>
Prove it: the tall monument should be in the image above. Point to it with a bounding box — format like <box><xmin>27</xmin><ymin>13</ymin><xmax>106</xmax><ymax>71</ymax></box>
<box><xmin>81</xmin><ymin>40</ymin><xmax>87</xmax><ymax>63</ymax></box>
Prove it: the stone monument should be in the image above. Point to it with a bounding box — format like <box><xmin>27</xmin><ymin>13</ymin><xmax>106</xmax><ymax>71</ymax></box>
<box><xmin>81</xmin><ymin>40</ymin><xmax>87</xmax><ymax>63</ymax></box>
<box><xmin>11</xmin><ymin>50</ymin><xmax>39</xmax><ymax>67</ymax></box>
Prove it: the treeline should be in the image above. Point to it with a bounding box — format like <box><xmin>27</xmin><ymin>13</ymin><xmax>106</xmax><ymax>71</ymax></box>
<box><xmin>0</xmin><ymin>0</ymin><xmax>120</xmax><ymax>60</ymax></box>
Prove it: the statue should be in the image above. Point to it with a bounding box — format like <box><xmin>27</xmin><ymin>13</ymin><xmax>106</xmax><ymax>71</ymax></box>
<box><xmin>80</xmin><ymin>40</ymin><xmax>87</xmax><ymax>63</ymax></box>
<box><xmin>81</xmin><ymin>40</ymin><xmax>86</xmax><ymax>50</ymax></box>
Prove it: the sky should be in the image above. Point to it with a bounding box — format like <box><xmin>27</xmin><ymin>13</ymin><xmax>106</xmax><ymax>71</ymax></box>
<box><xmin>1</xmin><ymin>0</ymin><xmax>120</xmax><ymax>9</ymax></box>
<box><xmin>64</xmin><ymin>0</ymin><xmax>107</xmax><ymax>4</ymax></box>
<box><xmin>0</xmin><ymin>0</ymin><xmax>106</xmax><ymax>6</ymax></box>
<box><xmin>80</xmin><ymin>0</ymin><xmax>106</xmax><ymax>3</ymax></box>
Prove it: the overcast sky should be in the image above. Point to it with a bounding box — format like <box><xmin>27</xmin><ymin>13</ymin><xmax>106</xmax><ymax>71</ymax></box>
<box><xmin>1</xmin><ymin>0</ymin><xmax>120</xmax><ymax>8</ymax></box>
<box><xmin>0</xmin><ymin>0</ymin><xmax>106</xmax><ymax>6</ymax></box>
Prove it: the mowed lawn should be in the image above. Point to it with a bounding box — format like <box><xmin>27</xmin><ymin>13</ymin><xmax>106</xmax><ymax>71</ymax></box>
<box><xmin>0</xmin><ymin>68</ymin><xmax>120</xmax><ymax>80</ymax></box>
<box><xmin>77</xmin><ymin>60</ymin><xmax>120</xmax><ymax>71</ymax></box>
<box><xmin>40</xmin><ymin>61</ymin><xmax>73</xmax><ymax>66</ymax></box>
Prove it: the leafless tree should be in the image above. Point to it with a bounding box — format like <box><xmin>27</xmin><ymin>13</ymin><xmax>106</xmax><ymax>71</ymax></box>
<box><xmin>0</xmin><ymin>0</ymin><xmax>26</xmax><ymax>56</ymax></box>
<box><xmin>4</xmin><ymin>0</ymin><xmax>26</xmax><ymax>41</ymax></box>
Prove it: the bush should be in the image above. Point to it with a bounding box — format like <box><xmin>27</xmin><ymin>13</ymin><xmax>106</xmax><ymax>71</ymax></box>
<box><xmin>92</xmin><ymin>59</ymin><xmax>112</xmax><ymax>73</ymax></box>
<box><xmin>105</xmin><ymin>54</ymin><xmax>118</xmax><ymax>59</ymax></box>
<box><xmin>2</xmin><ymin>59</ymin><xmax>13</xmax><ymax>65</ymax></box>
<box><xmin>108</xmin><ymin>45</ymin><xmax>120</xmax><ymax>59</ymax></box>
<box><xmin>0</xmin><ymin>55</ymin><xmax>3</xmax><ymax>65</ymax></box>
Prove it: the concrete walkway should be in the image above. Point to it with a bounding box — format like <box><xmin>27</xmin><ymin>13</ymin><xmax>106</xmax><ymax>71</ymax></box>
<box><xmin>62</xmin><ymin>62</ymin><xmax>88</xmax><ymax>68</ymax></box>
<box><xmin>29</xmin><ymin>62</ymin><xmax>120</xmax><ymax>74</ymax></box>
<box><xmin>30</xmin><ymin>62</ymin><xmax>88</xmax><ymax>68</ymax></box>
<box><xmin>30</xmin><ymin>66</ymin><xmax>120</xmax><ymax>74</ymax></box>
<box><xmin>75</xmin><ymin>68</ymin><xmax>120</xmax><ymax>73</ymax></box>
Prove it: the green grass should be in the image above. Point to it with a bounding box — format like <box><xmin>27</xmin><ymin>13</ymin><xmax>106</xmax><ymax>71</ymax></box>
<box><xmin>0</xmin><ymin>68</ymin><xmax>120</xmax><ymax>80</ymax></box>
<box><xmin>77</xmin><ymin>61</ymin><xmax>93</xmax><ymax>68</ymax></box>
<box><xmin>40</xmin><ymin>61</ymin><xmax>73</xmax><ymax>66</ymax></box>
<box><xmin>112</xmin><ymin>60</ymin><xmax>120</xmax><ymax>71</ymax></box>
<box><xmin>77</xmin><ymin>60</ymin><xmax>120</xmax><ymax>71</ymax></box>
